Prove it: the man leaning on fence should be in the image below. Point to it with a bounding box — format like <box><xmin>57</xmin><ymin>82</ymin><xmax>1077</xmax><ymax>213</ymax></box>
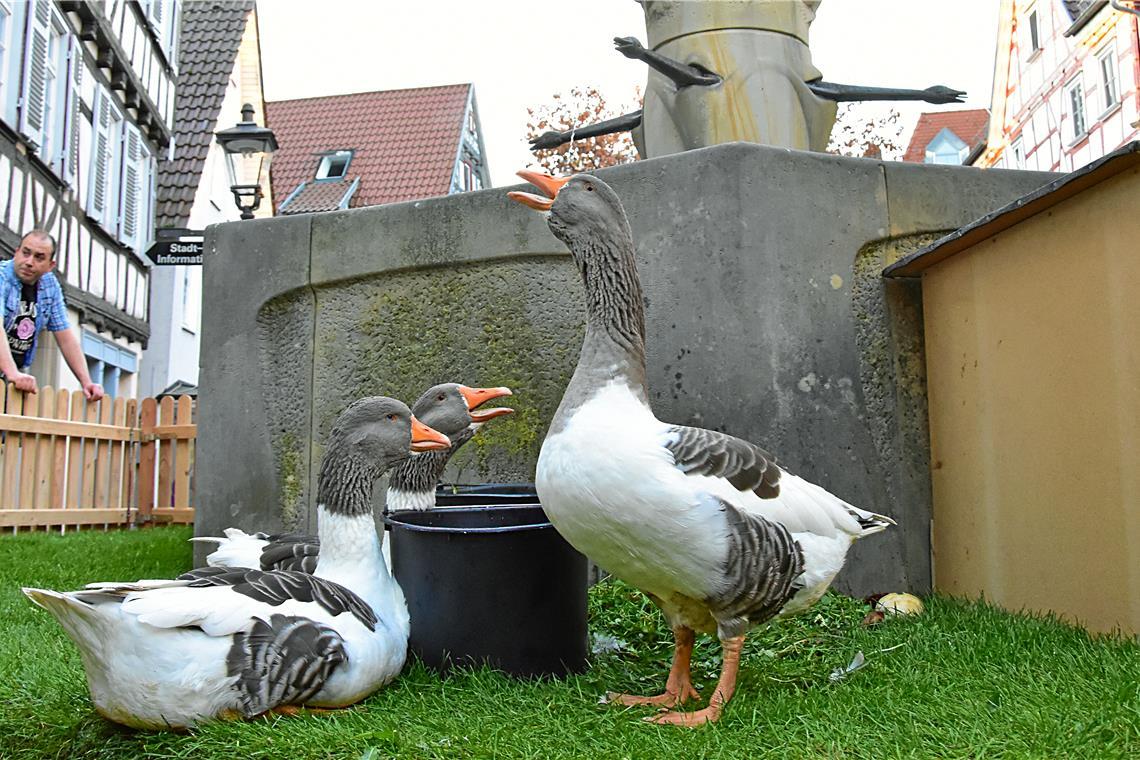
<box><xmin>0</xmin><ymin>230</ymin><xmax>104</xmax><ymax>402</ymax></box>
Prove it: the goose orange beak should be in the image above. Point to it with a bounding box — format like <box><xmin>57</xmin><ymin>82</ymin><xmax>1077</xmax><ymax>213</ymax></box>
<box><xmin>458</xmin><ymin>385</ymin><xmax>514</xmax><ymax>422</ymax></box>
<box><xmin>410</xmin><ymin>416</ymin><xmax>451</xmax><ymax>452</ymax></box>
<box><xmin>507</xmin><ymin>170</ymin><xmax>571</xmax><ymax>211</ymax></box>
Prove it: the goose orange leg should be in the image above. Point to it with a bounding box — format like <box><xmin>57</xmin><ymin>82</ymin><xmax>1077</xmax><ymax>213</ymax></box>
<box><xmin>649</xmin><ymin>635</ymin><xmax>744</xmax><ymax>727</ymax></box>
<box><xmin>606</xmin><ymin>626</ymin><xmax>701</xmax><ymax>708</ymax></box>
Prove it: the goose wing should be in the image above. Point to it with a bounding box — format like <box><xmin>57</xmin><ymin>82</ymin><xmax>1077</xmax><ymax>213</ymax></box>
<box><xmin>664</xmin><ymin>425</ymin><xmax>781</xmax><ymax>498</ymax></box>
<box><xmin>663</xmin><ymin>425</ymin><xmax>892</xmax><ymax>537</ymax></box>
<box><xmin>227</xmin><ymin>613</ymin><xmax>348</xmax><ymax>715</ymax></box>
<box><xmin>172</xmin><ymin>568</ymin><xmax>378</xmax><ymax>631</ymax></box>
<box><xmin>258</xmin><ymin>538</ymin><xmax>321</xmax><ymax>573</ymax></box>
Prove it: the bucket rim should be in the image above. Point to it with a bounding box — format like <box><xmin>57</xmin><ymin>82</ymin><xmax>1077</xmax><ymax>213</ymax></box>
<box><xmin>383</xmin><ymin>504</ymin><xmax>553</xmax><ymax>534</ymax></box>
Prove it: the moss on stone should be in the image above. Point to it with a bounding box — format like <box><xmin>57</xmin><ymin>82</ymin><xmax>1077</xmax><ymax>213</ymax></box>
<box><xmin>313</xmin><ymin>256</ymin><xmax>585</xmax><ymax>483</ymax></box>
<box><xmin>276</xmin><ymin>432</ymin><xmax>304</xmax><ymax>529</ymax></box>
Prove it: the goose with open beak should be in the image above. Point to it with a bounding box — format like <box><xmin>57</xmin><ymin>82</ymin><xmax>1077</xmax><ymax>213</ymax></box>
<box><xmin>510</xmin><ymin>170</ymin><xmax>893</xmax><ymax>727</ymax></box>
<box><xmin>198</xmin><ymin>384</ymin><xmax>513</xmax><ymax>574</ymax></box>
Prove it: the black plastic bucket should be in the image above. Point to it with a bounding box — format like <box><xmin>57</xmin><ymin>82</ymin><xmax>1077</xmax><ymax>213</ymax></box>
<box><xmin>386</xmin><ymin>503</ymin><xmax>588</xmax><ymax>678</ymax></box>
<box><xmin>434</xmin><ymin>483</ymin><xmax>540</xmax><ymax>507</ymax></box>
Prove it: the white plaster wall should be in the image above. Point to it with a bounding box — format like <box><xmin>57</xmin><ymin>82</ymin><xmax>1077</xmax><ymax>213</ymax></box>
<box><xmin>140</xmin><ymin>27</ymin><xmax>254</xmax><ymax>397</ymax></box>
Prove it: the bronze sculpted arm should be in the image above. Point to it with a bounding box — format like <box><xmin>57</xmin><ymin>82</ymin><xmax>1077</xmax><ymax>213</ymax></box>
<box><xmin>807</xmin><ymin>81</ymin><xmax>966</xmax><ymax>104</ymax></box>
<box><xmin>530</xmin><ymin>110</ymin><xmax>644</xmax><ymax>151</ymax></box>
<box><xmin>614</xmin><ymin>36</ymin><xmax>722</xmax><ymax>88</ymax></box>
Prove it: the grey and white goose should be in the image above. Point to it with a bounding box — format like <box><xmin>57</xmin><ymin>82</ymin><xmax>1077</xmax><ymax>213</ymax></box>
<box><xmin>199</xmin><ymin>383</ymin><xmax>513</xmax><ymax>574</ymax></box>
<box><xmin>509</xmin><ymin>171</ymin><xmax>893</xmax><ymax>727</ymax></box>
<box><xmin>23</xmin><ymin>397</ymin><xmax>450</xmax><ymax>730</ymax></box>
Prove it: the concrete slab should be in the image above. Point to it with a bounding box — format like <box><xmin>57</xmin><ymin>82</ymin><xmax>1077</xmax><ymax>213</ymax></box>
<box><xmin>197</xmin><ymin>143</ymin><xmax>1056</xmax><ymax>593</ymax></box>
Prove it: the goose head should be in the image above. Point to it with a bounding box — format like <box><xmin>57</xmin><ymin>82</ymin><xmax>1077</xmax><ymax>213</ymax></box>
<box><xmin>412</xmin><ymin>383</ymin><xmax>513</xmax><ymax>437</ymax></box>
<box><xmin>319</xmin><ymin>397</ymin><xmax>450</xmax><ymax>505</ymax></box>
<box><xmin>509</xmin><ymin>170</ymin><xmax>634</xmax><ymax>274</ymax></box>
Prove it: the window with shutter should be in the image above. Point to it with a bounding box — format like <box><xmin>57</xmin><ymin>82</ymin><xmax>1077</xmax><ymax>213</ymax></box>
<box><xmin>87</xmin><ymin>86</ymin><xmax>123</xmax><ymax>229</ymax></box>
<box><xmin>0</xmin><ymin>2</ymin><xmax>12</xmax><ymax>124</ymax></box>
<box><xmin>63</xmin><ymin>35</ymin><xmax>82</xmax><ymax>186</ymax></box>
<box><xmin>119</xmin><ymin>126</ymin><xmax>141</xmax><ymax>246</ymax></box>
<box><xmin>18</xmin><ymin>0</ymin><xmax>52</xmax><ymax>149</ymax></box>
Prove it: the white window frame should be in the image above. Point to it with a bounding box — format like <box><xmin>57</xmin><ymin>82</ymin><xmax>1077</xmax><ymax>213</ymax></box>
<box><xmin>1010</xmin><ymin>138</ymin><xmax>1025</xmax><ymax>169</ymax></box>
<box><xmin>61</xmin><ymin>34</ymin><xmax>82</xmax><ymax>186</ymax></box>
<box><xmin>180</xmin><ymin>265</ymin><xmax>201</xmax><ymax>333</ymax></box>
<box><xmin>40</xmin><ymin>6</ymin><xmax>70</xmax><ymax>176</ymax></box>
<box><xmin>0</xmin><ymin>0</ymin><xmax>12</xmax><ymax>126</ymax></box>
<box><xmin>1097</xmin><ymin>45</ymin><xmax>1118</xmax><ymax>114</ymax></box>
<box><xmin>1066</xmin><ymin>77</ymin><xmax>1087</xmax><ymax>142</ymax></box>
<box><xmin>1026</xmin><ymin>6</ymin><xmax>1041</xmax><ymax>55</ymax></box>
<box><xmin>316</xmin><ymin>150</ymin><xmax>353</xmax><ymax>180</ymax></box>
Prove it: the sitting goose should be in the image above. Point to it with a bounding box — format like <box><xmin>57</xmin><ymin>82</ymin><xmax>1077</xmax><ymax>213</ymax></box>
<box><xmin>23</xmin><ymin>397</ymin><xmax>449</xmax><ymax>730</ymax></box>
<box><xmin>509</xmin><ymin>171</ymin><xmax>893</xmax><ymax>726</ymax></box>
<box><xmin>198</xmin><ymin>383</ymin><xmax>513</xmax><ymax>573</ymax></box>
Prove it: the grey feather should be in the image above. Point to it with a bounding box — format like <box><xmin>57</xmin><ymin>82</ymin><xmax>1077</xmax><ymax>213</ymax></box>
<box><xmin>666</xmin><ymin>425</ymin><xmax>781</xmax><ymax>498</ymax></box>
<box><xmin>177</xmin><ymin>568</ymin><xmax>378</xmax><ymax>631</ymax></box>
<box><xmin>705</xmin><ymin>499</ymin><xmax>804</xmax><ymax>639</ymax></box>
<box><xmin>227</xmin><ymin>613</ymin><xmax>347</xmax><ymax>715</ymax></box>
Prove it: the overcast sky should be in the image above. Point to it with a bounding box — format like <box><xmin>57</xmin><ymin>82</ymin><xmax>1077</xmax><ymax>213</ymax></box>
<box><xmin>258</xmin><ymin>1</ymin><xmax>1000</xmax><ymax>186</ymax></box>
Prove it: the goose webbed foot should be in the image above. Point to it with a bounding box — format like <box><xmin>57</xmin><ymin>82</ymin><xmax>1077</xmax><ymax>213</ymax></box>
<box><xmin>646</xmin><ymin>634</ymin><xmax>744</xmax><ymax>728</ymax></box>
<box><xmin>605</xmin><ymin>679</ymin><xmax>700</xmax><ymax>708</ymax></box>
<box><xmin>604</xmin><ymin>625</ymin><xmax>700</xmax><ymax>708</ymax></box>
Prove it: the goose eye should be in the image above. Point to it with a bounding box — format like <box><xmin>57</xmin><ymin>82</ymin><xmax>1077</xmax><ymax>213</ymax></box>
<box><xmin>387</xmin><ymin>413</ymin><xmax>398</xmax><ymax>422</ymax></box>
<box><xmin>586</xmin><ymin>184</ymin><xmax>594</xmax><ymax>192</ymax></box>
<box><xmin>437</xmin><ymin>394</ymin><xmax>446</xmax><ymax>401</ymax></box>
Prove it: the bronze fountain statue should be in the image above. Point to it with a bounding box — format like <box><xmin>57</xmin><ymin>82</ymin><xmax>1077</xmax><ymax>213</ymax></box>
<box><xmin>530</xmin><ymin>0</ymin><xmax>966</xmax><ymax>158</ymax></box>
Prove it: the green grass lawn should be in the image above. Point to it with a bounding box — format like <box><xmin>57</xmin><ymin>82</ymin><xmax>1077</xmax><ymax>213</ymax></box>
<box><xmin>1</xmin><ymin>526</ymin><xmax>1137</xmax><ymax>759</ymax></box>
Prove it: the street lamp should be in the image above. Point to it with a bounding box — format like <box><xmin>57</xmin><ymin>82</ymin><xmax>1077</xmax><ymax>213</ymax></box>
<box><xmin>214</xmin><ymin>102</ymin><xmax>278</xmax><ymax>220</ymax></box>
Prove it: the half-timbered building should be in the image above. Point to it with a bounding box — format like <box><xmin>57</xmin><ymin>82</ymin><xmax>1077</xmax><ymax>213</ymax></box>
<box><xmin>142</xmin><ymin>0</ymin><xmax>269</xmax><ymax>398</ymax></box>
<box><xmin>977</xmin><ymin>0</ymin><xmax>1139</xmax><ymax>170</ymax></box>
<box><xmin>0</xmin><ymin>0</ymin><xmax>176</xmax><ymax>397</ymax></box>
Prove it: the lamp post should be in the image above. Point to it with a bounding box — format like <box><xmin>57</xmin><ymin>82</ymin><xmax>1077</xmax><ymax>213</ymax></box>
<box><xmin>214</xmin><ymin>103</ymin><xmax>278</xmax><ymax>220</ymax></box>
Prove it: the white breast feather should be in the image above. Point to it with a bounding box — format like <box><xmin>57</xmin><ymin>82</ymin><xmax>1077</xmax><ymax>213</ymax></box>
<box><xmin>539</xmin><ymin>382</ymin><xmax>872</xmax><ymax>609</ymax></box>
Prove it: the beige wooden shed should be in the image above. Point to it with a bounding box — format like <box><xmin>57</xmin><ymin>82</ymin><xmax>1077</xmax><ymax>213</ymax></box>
<box><xmin>885</xmin><ymin>142</ymin><xmax>1140</xmax><ymax>635</ymax></box>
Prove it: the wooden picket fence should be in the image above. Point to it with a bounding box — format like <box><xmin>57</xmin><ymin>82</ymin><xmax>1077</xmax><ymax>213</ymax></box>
<box><xmin>0</xmin><ymin>385</ymin><xmax>196</xmax><ymax>531</ymax></box>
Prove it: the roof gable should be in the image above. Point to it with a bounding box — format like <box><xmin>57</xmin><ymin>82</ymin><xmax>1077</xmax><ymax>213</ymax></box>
<box><xmin>902</xmin><ymin>109</ymin><xmax>989</xmax><ymax>163</ymax></box>
<box><xmin>155</xmin><ymin>1</ymin><xmax>255</xmax><ymax>229</ymax></box>
<box><xmin>266</xmin><ymin>84</ymin><xmax>473</xmax><ymax>213</ymax></box>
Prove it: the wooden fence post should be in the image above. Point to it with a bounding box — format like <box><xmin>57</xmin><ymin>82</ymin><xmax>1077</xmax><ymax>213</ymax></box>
<box><xmin>136</xmin><ymin>398</ymin><xmax>157</xmax><ymax>525</ymax></box>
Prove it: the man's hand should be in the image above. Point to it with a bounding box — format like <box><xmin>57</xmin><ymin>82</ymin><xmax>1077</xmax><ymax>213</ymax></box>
<box><xmin>10</xmin><ymin>370</ymin><xmax>37</xmax><ymax>394</ymax></box>
<box><xmin>83</xmin><ymin>382</ymin><xmax>104</xmax><ymax>402</ymax></box>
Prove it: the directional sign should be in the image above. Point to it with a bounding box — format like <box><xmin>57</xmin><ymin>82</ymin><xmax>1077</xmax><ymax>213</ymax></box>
<box><xmin>147</xmin><ymin>228</ymin><xmax>204</xmax><ymax>265</ymax></box>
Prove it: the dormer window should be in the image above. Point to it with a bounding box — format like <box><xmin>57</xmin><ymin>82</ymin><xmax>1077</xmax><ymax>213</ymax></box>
<box><xmin>316</xmin><ymin>149</ymin><xmax>353</xmax><ymax>180</ymax></box>
<box><xmin>924</xmin><ymin>127</ymin><xmax>969</xmax><ymax>165</ymax></box>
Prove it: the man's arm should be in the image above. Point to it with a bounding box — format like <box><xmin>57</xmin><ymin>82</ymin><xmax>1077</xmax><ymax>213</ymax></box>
<box><xmin>0</xmin><ymin>335</ymin><xmax>36</xmax><ymax>393</ymax></box>
<box><xmin>52</xmin><ymin>327</ymin><xmax>103</xmax><ymax>401</ymax></box>
<box><xmin>0</xmin><ymin>276</ymin><xmax>35</xmax><ymax>393</ymax></box>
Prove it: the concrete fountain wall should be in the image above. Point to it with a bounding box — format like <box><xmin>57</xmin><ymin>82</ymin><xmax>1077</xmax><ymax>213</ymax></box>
<box><xmin>196</xmin><ymin>143</ymin><xmax>1053</xmax><ymax>595</ymax></box>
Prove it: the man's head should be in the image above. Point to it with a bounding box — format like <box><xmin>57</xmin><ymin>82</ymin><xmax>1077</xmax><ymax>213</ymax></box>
<box><xmin>14</xmin><ymin>230</ymin><xmax>55</xmax><ymax>285</ymax></box>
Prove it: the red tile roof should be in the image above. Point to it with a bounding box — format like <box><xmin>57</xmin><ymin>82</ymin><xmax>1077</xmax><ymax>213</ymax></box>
<box><xmin>278</xmin><ymin>177</ymin><xmax>359</xmax><ymax>215</ymax></box>
<box><xmin>902</xmin><ymin>109</ymin><xmax>989</xmax><ymax>163</ymax></box>
<box><xmin>266</xmin><ymin>84</ymin><xmax>472</xmax><ymax>211</ymax></box>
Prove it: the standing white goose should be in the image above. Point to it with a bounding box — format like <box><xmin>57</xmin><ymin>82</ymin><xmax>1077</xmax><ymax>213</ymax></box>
<box><xmin>23</xmin><ymin>397</ymin><xmax>450</xmax><ymax>730</ymax></box>
<box><xmin>509</xmin><ymin>171</ymin><xmax>893</xmax><ymax>727</ymax></box>
<box><xmin>198</xmin><ymin>383</ymin><xmax>513</xmax><ymax>573</ymax></box>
